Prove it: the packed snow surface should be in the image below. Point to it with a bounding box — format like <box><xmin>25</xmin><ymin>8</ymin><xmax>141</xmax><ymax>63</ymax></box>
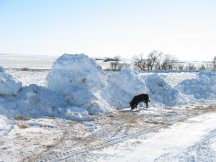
<box><xmin>98</xmin><ymin>112</ymin><xmax>216</xmax><ymax>162</ymax></box>
<box><xmin>0</xmin><ymin>53</ymin><xmax>216</xmax><ymax>120</ymax></box>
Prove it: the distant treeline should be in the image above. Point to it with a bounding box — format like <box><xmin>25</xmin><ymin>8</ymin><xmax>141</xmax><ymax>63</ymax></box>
<box><xmin>102</xmin><ymin>50</ymin><xmax>216</xmax><ymax>71</ymax></box>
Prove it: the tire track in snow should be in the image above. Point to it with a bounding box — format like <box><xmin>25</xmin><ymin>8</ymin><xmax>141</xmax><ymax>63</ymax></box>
<box><xmin>0</xmin><ymin>116</ymin><xmax>15</xmax><ymax>137</ymax></box>
<box><xmin>39</xmin><ymin>105</ymin><xmax>216</xmax><ymax>162</ymax></box>
<box><xmin>41</xmin><ymin>125</ymin><xmax>163</xmax><ymax>162</ymax></box>
<box><xmin>40</xmin><ymin>116</ymin><xmax>186</xmax><ymax>162</ymax></box>
<box><xmin>156</xmin><ymin>124</ymin><xmax>216</xmax><ymax>162</ymax></box>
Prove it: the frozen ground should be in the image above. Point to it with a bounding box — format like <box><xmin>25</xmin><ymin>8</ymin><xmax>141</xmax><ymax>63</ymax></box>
<box><xmin>98</xmin><ymin>110</ymin><xmax>216</xmax><ymax>162</ymax></box>
<box><xmin>0</xmin><ymin>54</ymin><xmax>216</xmax><ymax>162</ymax></box>
<box><xmin>0</xmin><ymin>54</ymin><xmax>56</xmax><ymax>69</ymax></box>
<box><xmin>0</xmin><ymin>105</ymin><xmax>216</xmax><ymax>162</ymax></box>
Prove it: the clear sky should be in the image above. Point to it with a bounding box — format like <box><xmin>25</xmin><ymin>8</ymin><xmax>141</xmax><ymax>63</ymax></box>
<box><xmin>0</xmin><ymin>0</ymin><xmax>216</xmax><ymax>61</ymax></box>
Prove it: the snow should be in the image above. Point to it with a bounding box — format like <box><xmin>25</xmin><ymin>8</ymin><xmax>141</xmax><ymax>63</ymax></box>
<box><xmin>0</xmin><ymin>114</ymin><xmax>14</xmax><ymax>137</ymax></box>
<box><xmin>47</xmin><ymin>54</ymin><xmax>111</xmax><ymax>115</ymax></box>
<box><xmin>103</xmin><ymin>113</ymin><xmax>216</xmax><ymax>162</ymax></box>
<box><xmin>0</xmin><ymin>53</ymin><xmax>55</xmax><ymax>69</ymax></box>
<box><xmin>145</xmin><ymin>74</ymin><xmax>183</xmax><ymax>106</ymax></box>
<box><xmin>140</xmin><ymin>71</ymin><xmax>197</xmax><ymax>87</ymax></box>
<box><xmin>0</xmin><ymin>67</ymin><xmax>22</xmax><ymax>96</ymax></box>
<box><xmin>6</xmin><ymin>68</ymin><xmax>49</xmax><ymax>86</ymax></box>
<box><xmin>46</xmin><ymin>54</ymin><xmax>215</xmax><ymax>114</ymax></box>
<box><xmin>105</xmin><ymin>67</ymin><xmax>148</xmax><ymax>108</ymax></box>
<box><xmin>0</xmin><ymin>53</ymin><xmax>215</xmax><ymax>120</ymax></box>
<box><xmin>0</xmin><ymin>53</ymin><xmax>216</xmax><ymax>161</ymax></box>
<box><xmin>177</xmin><ymin>71</ymin><xmax>216</xmax><ymax>99</ymax></box>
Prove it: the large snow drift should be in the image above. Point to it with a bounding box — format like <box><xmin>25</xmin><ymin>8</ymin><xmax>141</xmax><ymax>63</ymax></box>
<box><xmin>145</xmin><ymin>75</ymin><xmax>185</xmax><ymax>106</ymax></box>
<box><xmin>177</xmin><ymin>71</ymin><xmax>216</xmax><ymax>99</ymax></box>
<box><xmin>105</xmin><ymin>68</ymin><xmax>148</xmax><ymax>108</ymax></box>
<box><xmin>47</xmin><ymin>54</ymin><xmax>111</xmax><ymax>115</ymax></box>
<box><xmin>0</xmin><ymin>67</ymin><xmax>22</xmax><ymax>95</ymax></box>
<box><xmin>47</xmin><ymin>54</ymin><xmax>148</xmax><ymax>112</ymax></box>
<box><xmin>0</xmin><ymin>54</ymin><xmax>216</xmax><ymax>120</ymax></box>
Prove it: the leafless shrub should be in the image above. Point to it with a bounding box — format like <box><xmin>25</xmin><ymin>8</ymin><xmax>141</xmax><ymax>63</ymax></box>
<box><xmin>160</xmin><ymin>54</ymin><xmax>178</xmax><ymax>70</ymax></box>
<box><xmin>177</xmin><ymin>64</ymin><xmax>185</xmax><ymax>71</ymax></box>
<box><xmin>146</xmin><ymin>50</ymin><xmax>163</xmax><ymax>70</ymax></box>
<box><xmin>186</xmin><ymin>64</ymin><xmax>196</xmax><ymax>70</ymax></box>
<box><xmin>213</xmin><ymin>56</ymin><xmax>216</xmax><ymax>70</ymax></box>
<box><xmin>133</xmin><ymin>51</ymin><xmax>177</xmax><ymax>71</ymax></box>
<box><xmin>133</xmin><ymin>54</ymin><xmax>147</xmax><ymax>70</ymax></box>
<box><xmin>15</xmin><ymin>115</ymin><xmax>30</xmax><ymax>121</ymax></box>
<box><xmin>199</xmin><ymin>64</ymin><xmax>207</xmax><ymax>70</ymax></box>
<box><xmin>19</xmin><ymin>67</ymin><xmax>30</xmax><ymax>71</ymax></box>
<box><xmin>109</xmin><ymin>56</ymin><xmax>123</xmax><ymax>71</ymax></box>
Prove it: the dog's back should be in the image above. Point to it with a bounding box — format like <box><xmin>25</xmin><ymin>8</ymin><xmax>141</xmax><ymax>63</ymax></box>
<box><xmin>130</xmin><ymin>93</ymin><xmax>150</xmax><ymax>109</ymax></box>
<box><xmin>134</xmin><ymin>94</ymin><xmax>149</xmax><ymax>103</ymax></box>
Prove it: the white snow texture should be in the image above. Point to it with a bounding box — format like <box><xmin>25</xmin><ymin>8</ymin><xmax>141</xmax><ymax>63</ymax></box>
<box><xmin>0</xmin><ymin>54</ymin><xmax>216</xmax><ymax>120</ymax></box>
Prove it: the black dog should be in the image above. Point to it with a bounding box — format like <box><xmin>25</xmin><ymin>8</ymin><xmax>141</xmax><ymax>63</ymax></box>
<box><xmin>130</xmin><ymin>94</ymin><xmax>150</xmax><ymax>110</ymax></box>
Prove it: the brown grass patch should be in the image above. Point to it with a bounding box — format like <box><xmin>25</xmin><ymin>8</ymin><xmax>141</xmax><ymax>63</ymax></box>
<box><xmin>15</xmin><ymin>115</ymin><xmax>30</xmax><ymax>121</ymax></box>
<box><xmin>47</xmin><ymin>115</ymin><xmax>55</xmax><ymax>119</ymax></box>
<box><xmin>16</xmin><ymin>122</ymin><xmax>28</xmax><ymax>129</ymax></box>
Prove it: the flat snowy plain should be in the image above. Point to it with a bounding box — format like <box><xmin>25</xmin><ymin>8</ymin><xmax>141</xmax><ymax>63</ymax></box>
<box><xmin>0</xmin><ymin>54</ymin><xmax>216</xmax><ymax>162</ymax></box>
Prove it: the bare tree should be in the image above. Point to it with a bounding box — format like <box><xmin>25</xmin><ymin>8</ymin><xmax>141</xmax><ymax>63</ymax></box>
<box><xmin>146</xmin><ymin>50</ymin><xmax>162</xmax><ymax>70</ymax></box>
<box><xmin>213</xmin><ymin>56</ymin><xmax>216</xmax><ymax>70</ymax></box>
<box><xmin>133</xmin><ymin>51</ymin><xmax>178</xmax><ymax>71</ymax></box>
<box><xmin>199</xmin><ymin>64</ymin><xmax>207</xmax><ymax>70</ymax></box>
<box><xmin>205</xmin><ymin>62</ymin><xmax>212</xmax><ymax>70</ymax></box>
<box><xmin>110</xmin><ymin>56</ymin><xmax>122</xmax><ymax>71</ymax></box>
<box><xmin>161</xmin><ymin>54</ymin><xmax>178</xmax><ymax>70</ymax></box>
<box><xmin>177</xmin><ymin>64</ymin><xmax>185</xmax><ymax>71</ymax></box>
<box><xmin>133</xmin><ymin>54</ymin><xmax>147</xmax><ymax>70</ymax></box>
<box><xmin>186</xmin><ymin>64</ymin><xmax>196</xmax><ymax>70</ymax></box>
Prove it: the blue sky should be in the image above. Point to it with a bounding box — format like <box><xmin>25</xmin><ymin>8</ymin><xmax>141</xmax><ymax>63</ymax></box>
<box><xmin>0</xmin><ymin>0</ymin><xmax>216</xmax><ymax>61</ymax></box>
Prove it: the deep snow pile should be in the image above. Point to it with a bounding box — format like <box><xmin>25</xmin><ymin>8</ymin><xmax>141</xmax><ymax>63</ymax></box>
<box><xmin>46</xmin><ymin>54</ymin><xmax>148</xmax><ymax>111</ymax></box>
<box><xmin>47</xmin><ymin>54</ymin><xmax>111</xmax><ymax>115</ymax></box>
<box><xmin>0</xmin><ymin>84</ymin><xmax>69</xmax><ymax>119</ymax></box>
<box><xmin>145</xmin><ymin>75</ymin><xmax>187</xmax><ymax>106</ymax></box>
<box><xmin>177</xmin><ymin>71</ymin><xmax>216</xmax><ymax>99</ymax></box>
<box><xmin>105</xmin><ymin>68</ymin><xmax>148</xmax><ymax>108</ymax></box>
<box><xmin>0</xmin><ymin>67</ymin><xmax>22</xmax><ymax>95</ymax></box>
<box><xmin>0</xmin><ymin>54</ymin><xmax>216</xmax><ymax>120</ymax></box>
<box><xmin>46</xmin><ymin>54</ymin><xmax>214</xmax><ymax>112</ymax></box>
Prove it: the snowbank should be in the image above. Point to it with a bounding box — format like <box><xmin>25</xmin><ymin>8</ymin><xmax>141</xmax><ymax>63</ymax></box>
<box><xmin>145</xmin><ymin>75</ymin><xmax>183</xmax><ymax>106</ymax></box>
<box><xmin>0</xmin><ymin>54</ymin><xmax>216</xmax><ymax>121</ymax></box>
<box><xmin>0</xmin><ymin>84</ymin><xmax>90</xmax><ymax>120</ymax></box>
<box><xmin>177</xmin><ymin>71</ymin><xmax>216</xmax><ymax>99</ymax></box>
<box><xmin>0</xmin><ymin>67</ymin><xmax>22</xmax><ymax>95</ymax></box>
<box><xmin>47</xmin><ymin>54</ymin><xmax>111</xmax><ymax>115</ymax></box>
<box><xmin>0</xmin><ymin>115</ymin><xmax>14</xmax><ymax>137</ymax></box>
<box><xmin>105</xmin><ymin>68</ymin><xmax>148</xmax><ymax>108</ymax></box>
<box><xmin>46</xmin><ymin>54</ymin><xmax>200</xmax><ymax>110</ymax></box>
<box><xmin>47</xmin><ymin>55</ymin><xmax>149</xmax><ymax>111</ymax></box>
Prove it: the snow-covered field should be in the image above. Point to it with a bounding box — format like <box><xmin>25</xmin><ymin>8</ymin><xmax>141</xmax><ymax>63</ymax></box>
<box><xmin>0</xmin><ymin>54</ymin><xmax>216</xmax><ymax>162</ymax></box>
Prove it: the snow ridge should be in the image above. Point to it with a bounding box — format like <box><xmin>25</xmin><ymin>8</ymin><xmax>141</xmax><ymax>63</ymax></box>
<box><xmin>0</xmin><ymin>54</ymin><xmax>216</xmax><ymax>120</ymax></box>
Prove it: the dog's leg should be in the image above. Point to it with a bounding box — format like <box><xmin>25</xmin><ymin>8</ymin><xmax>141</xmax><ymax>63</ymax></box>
<box><xmin>135</xmin><ymin>103</ymin><xmax>138</xmax><ymax>109</ymax></box>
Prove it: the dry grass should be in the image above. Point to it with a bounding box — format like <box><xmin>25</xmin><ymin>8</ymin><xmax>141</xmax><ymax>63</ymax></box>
<box><xmin>15</xmin><ymin>115</ymin><xmax>30</xmax><ymax>121</ymax></box>
<box><xmin>6</xmin><ymin>67</ymin><xmax>49</xmax><ymax>72</ymax></box>
<box><xmin>19</xmin><ymin>67</ymin><xmax>30</xmax><ymax>71</ymax></box>
<box><xmin>16</xmin><ymin>122</ymin><xmax>29</xmax><ymax>129</ymax></box>
<box><xmin>47</xmin><ymin>115</ymin><xmax>55</xmax><ymax>119</ymax></box>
